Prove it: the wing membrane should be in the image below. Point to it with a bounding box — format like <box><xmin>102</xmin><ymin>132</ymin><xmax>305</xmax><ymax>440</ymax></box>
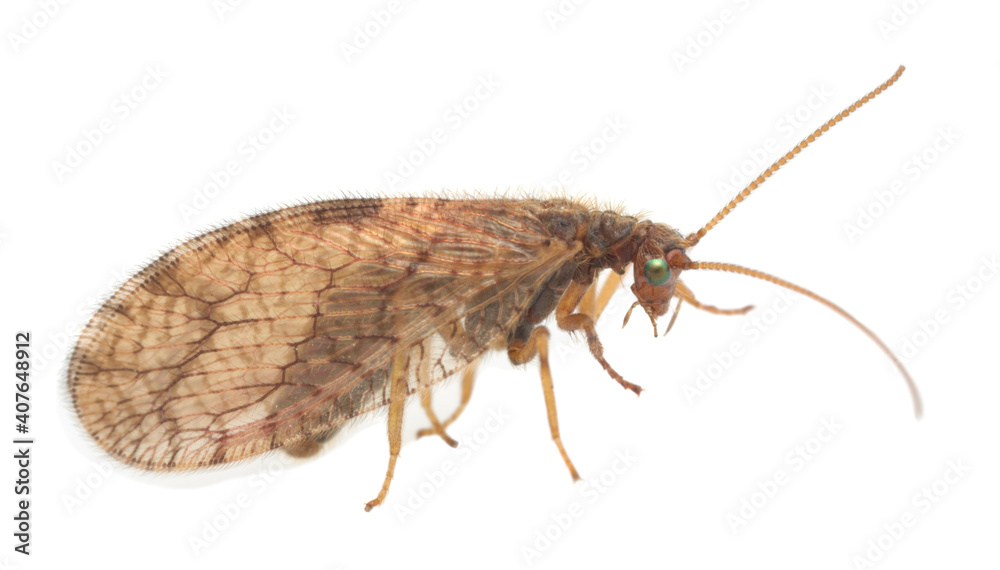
<box><xmin>68</xmin><ymin>198</ymin><xmax>577</xmax><ymax>470</ymax></box>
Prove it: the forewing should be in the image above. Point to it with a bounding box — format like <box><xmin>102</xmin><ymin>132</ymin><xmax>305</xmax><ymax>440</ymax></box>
<box><xmin>68</xmin><ymin>198</ymin><xmax>577</xmax><ymax>470</ymax></box>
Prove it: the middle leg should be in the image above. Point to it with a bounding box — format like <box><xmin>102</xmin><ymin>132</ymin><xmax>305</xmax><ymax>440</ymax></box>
<box><xmin>508</xmin><ymin>325</ymin><xmax>580</xmax><ymax>481</ymax></box>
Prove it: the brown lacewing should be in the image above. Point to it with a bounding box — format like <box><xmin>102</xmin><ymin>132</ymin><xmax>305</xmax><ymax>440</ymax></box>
<box><xmin>68</xmin><ymin>66</ymin><xmax>921</xmax><ymax>511</ymax></box>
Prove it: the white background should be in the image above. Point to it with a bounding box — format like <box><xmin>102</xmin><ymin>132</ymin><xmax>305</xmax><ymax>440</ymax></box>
<box><xmin>2</xmin><ymin>1</ymin><xmax>998</xmax><ymax>568</ymax></box>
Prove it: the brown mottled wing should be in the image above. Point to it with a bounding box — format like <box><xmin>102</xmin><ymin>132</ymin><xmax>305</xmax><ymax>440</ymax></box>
<box><xmin>68</xmin><ymin>198</ymin><xmax>579</xmax><ymax>470</ymax></box>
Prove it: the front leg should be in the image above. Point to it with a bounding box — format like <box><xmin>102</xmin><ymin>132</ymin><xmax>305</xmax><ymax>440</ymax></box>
<box><xmin>557</xmin><ymin>278</ymin><xmax>642</xmax><ymax>395</ymax></box>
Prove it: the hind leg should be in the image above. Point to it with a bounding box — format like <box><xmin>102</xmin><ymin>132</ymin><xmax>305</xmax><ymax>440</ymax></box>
<box><xmin>364</xmin><ymin>354</ymin><xmax>410</xmax><ymax>512</ymax></box>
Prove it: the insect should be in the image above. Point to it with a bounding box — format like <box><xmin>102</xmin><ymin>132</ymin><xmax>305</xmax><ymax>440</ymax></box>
<box><xmin>68</xmin><ymin>66</ymin><xmax>921</xmax><ymax>511</ymax></box>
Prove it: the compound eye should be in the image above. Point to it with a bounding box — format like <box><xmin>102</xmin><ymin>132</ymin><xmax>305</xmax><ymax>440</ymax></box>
<box><xmin>643</xmin><ymin>258</ymin><xmax>670</xmax><ymax>286</ymax></box>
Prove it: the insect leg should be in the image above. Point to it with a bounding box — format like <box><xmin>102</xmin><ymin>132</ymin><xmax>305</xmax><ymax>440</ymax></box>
<box><xmin>417</xmin><ymin>387</ymin><xmax>459</xmax><ymax>448</ymax></box>
<box><xmin>557</xmin><ymin>280</ymin><xmax>642</xmax><ymax>395</ymax></box>
<box><xmin>364</xmin><ymin>354</ymin><xmax>410</xmax><ymax>512</ymax></box>
<box><xmin>416</xmin><ymin>363</ymin><xmax>477</xmax><ymax>442</ymax></box>
<box><xmin>577</xmin><ymin>276</ymin><xmax>599</xmax><ymax>318</ymax></box>
<box><xmin>508</xmin><ymin>326</ymin><xmax>581</xmax><ymax>481</ymax></box>
<box><xmin>591</xmin><ymin>271</ymin><xmax>624</xmax><ymax>321</ymax></box>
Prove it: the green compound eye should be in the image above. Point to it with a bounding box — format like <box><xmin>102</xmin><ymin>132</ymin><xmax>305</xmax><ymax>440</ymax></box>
<box><xmin>643</xmin><ymin>258</ymin><xmax>671</xmax><ymax>286</ymax></box>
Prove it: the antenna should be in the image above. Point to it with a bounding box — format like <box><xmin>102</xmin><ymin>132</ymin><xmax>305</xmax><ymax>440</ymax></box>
<box><xmin>678</xmin><ymin>67</ymin><xmax>923</xmax><ymax>418</ymax></box>
<box><xmin>686</xmin><ymin>65</ymin><xmax>905</xmax><ymax>247</ymax></box>
<box><xmin>683</xmin><ymin>260</ymin><xmax>923</xmax><ymax>418</ymax></box>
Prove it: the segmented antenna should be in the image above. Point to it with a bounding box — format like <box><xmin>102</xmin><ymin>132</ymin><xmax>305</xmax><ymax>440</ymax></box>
<box><xmin>686</xmin><ymin>65</ymin><xmax>905</xmax><ymax>246</ymax></box>
<box><xmin>683</xmin><ymin>260</ymin><xmax>923</xmax><ymax>419</ymax></box>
